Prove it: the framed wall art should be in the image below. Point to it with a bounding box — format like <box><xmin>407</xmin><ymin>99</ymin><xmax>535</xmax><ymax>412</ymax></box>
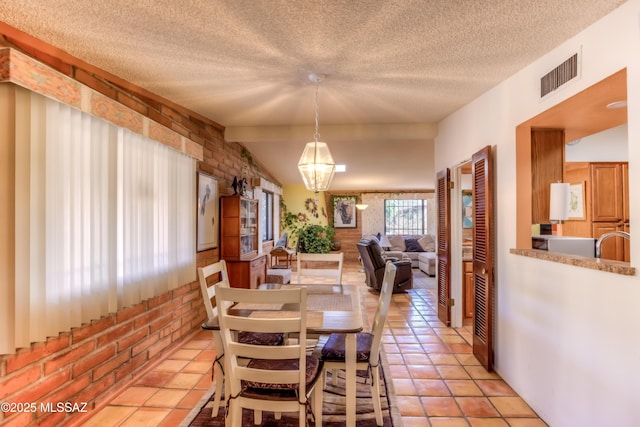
<box><xmin>333</xmin><ymin>196</ymin><xmax>357</xmax><ymax>228</ymax></box>
<box><xmin>568</xmin><ymin>181</ymin><xmax>585</xmax><ymax>220</ymax></box>
<box><xmin>197</xmin><ymin>172</ymin><xmax>219</xmax><ymax>251</ymax></box>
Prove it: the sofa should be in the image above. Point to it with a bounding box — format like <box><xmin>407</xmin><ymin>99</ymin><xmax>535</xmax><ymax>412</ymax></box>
<box><xmin>357</xmin><ymin>238</ymin><xmax>413</xmax><ymax>293</ymax></box>
<box><xmin>372</xmin><ymin>233</ymin><xmax>437</xmax><ymax>276</ymax></box>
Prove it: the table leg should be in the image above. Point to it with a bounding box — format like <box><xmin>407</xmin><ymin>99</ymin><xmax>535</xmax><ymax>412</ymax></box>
<box><xmin>345</xmin><ymin>332</ymin><xmax>356</xmax><ymax>427</ymax></box>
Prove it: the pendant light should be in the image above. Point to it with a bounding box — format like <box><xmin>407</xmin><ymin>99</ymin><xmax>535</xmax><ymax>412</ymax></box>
<box><xmin>297</xmin><ymin>73</ymin><xmax>336</xmax><ymax>195</ymax></box>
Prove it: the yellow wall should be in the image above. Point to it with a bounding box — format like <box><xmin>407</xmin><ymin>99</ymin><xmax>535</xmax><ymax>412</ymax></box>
<box><xmin>281</xmin><ymin>185</ymin><xmax>330</xmax><ymax>227</ymax></box>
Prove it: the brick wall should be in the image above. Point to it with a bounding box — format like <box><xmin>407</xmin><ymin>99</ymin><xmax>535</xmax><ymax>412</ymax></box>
<box><xmin>0</xmin><ymin>24</ymin><xmax>279</xmax><ymax>426</ymax></box>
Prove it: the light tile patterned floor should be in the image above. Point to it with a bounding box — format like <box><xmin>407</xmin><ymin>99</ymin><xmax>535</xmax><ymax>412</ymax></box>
<box><xmin>83</xmin><ymin>263</ymin><xmax>548</xmax><ymax>426</ymax></box>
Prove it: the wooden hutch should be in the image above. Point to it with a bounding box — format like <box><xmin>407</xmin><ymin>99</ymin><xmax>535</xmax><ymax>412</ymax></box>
<box><xmin>220</xmin><ymin>195</ymin><xmax>267</xmax><ymax>288</ymax></box>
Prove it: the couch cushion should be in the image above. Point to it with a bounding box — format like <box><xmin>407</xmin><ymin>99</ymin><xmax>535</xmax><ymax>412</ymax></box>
<box><xmin>388</xmin><ymin>234</ymin><xmax>406</xmax><ymax>251</ymax></box>
<box><xmin>418</xmin><ymin>235</ymin><xmax>435</xmax><ymax>252</ymax></box>
<box><xmin>405</xmin><ymin>238</ymin><xmax>423</xmax><ymax>252</ymax></box>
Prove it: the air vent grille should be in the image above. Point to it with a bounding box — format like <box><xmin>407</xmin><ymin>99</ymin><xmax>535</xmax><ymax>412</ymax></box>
<box><xmin>540</xmin><ymin>53</ymin><xmax>578</xmax><ymax>98</ymax></box>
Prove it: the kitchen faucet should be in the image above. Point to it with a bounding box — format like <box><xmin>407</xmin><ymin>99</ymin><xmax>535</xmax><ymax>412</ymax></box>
<box><xmin>595</xmin><ymin>231</ymin><xmax>630</xmax><ymax>258</ymax></box>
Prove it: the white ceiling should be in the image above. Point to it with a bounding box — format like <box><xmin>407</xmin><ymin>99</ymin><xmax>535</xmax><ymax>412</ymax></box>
<box><xmin>0</xmin><ymin>0</ymin><xmax>627</xmax><ymax>190</ymax></box>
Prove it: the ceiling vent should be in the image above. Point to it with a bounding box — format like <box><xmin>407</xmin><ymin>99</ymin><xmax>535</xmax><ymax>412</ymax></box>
<box><xmin>540</xmin><ymin>53</ymin><xmax>579</xmax><ymax>98</ymax></box>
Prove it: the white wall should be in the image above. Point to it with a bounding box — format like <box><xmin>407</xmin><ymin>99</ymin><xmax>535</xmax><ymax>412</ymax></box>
<box><xmin>434</xmin><ymin>1</ymin><xmax>640</xmax><ymax>426</ymax></box>
<box><xmin>565</xmin><ymin>124</ymin><xmax>628</xmax><ymax>162</ymax></box>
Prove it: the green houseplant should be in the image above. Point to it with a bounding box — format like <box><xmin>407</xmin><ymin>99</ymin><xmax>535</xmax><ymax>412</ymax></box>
<box><xmin>297</xmin><ymin>224</ymin><xmax>335</xmax><ymax>253</ymax></box>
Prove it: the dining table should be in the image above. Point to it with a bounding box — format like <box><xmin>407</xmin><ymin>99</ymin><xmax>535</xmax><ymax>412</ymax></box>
<box><xmin>204</xmin><ymin>283</ymin><xmax>363</xmax><ymax>427</ymax></box>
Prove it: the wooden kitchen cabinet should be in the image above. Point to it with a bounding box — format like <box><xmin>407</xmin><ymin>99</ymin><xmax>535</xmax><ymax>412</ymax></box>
<box><xmin>463</xmin><ymin>261</ymin><xmax>474</xmax><ymax>320</ymax></box>
<box><xmin>220</xmin><ymin>195</ymin><xmax>265</xmax><ymax>288</ymax></box>
<box><xmin>590</xmin><ymin>162</ymin><xmax>629</xmax><ymax>262</ymax></box>
<box><xmin>590</xmin><ymin>163</ymin><xmax>623</xmax><ymax>222</ymax></box>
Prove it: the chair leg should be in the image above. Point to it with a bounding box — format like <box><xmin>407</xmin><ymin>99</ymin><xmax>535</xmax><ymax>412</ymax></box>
<box><xmin>370</xmin><ymin>366</ymin><xmax>383</xmax><ymax>426</ymax></box>
<box><xmin>313</xmin><ymin>385</ymin><xmax>323</xmax><ymax>426</ymax></box>
<box><xmin>212</xmin><ymin>332</ymin><xmax>225</xmax><ymax>417</ymax></box>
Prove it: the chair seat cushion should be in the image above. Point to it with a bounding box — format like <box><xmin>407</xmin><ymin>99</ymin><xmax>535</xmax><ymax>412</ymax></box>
<box><xmin>243</xmin><ymin>355</ymin><xmax>322</xmax><ymax>393</ymax></box>
<box><xmin>320</xmin><ymin>332</ymin><xmax>373</xmax><ymax>362</ymax></box>
<box><xmin>238</xmin><ymin>331</ymin><xmax>285</xmax><ymax>346</ymax></box>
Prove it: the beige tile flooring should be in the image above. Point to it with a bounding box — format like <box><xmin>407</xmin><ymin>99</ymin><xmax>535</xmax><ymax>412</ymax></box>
<box><xmin>83</xmin><ymin>264</ymin><xmax>548</xmax><ymax>427</ymax></box>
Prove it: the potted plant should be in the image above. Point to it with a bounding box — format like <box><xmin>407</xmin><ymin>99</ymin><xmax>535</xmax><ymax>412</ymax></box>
<box><xmin>297</xmin><ymin>224</ymin><xmax>335</xmax><ymax>254</ymax></box>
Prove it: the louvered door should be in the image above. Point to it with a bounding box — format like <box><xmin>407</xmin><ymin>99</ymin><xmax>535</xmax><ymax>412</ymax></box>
<box><xmin>436</xmin><ymin>168</ymin><xmax>451</xmax><ymax>326</ymax></box>
<box><xmin>472</xmin><ymin>145</ymin><xmax>494</xmax><ymax>371</ymax></box>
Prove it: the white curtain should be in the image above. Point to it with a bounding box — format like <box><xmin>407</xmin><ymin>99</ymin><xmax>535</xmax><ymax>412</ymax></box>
<box><xmin>11</xmin><ymin>89</ymin><xmax>195</xmax><ymax>350</ymax></box>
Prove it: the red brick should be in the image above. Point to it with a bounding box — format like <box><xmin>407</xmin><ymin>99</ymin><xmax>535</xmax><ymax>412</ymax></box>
<box><xmin>41</xmin><ymin>374</ymin><xmax>91</xmax><ymax>413</ymax></box>
<box><xmin>0</xmin><ymin>365</ymin><xmax>42</xmax><ymax>400</ymax></box>
<box><xmin>5</xmin><ymin>334</ymin><xmax>70</xmax><ymax>374</ymax></box>
<box><xmin>131</xmin><ymin>333</ymin><xmax>159</xmax><ymax>357</ymax></box>
<box><xmin>71</xmin><ymin>316</ymin><xmax>115</xmax><ymax>344</ymax></box>
<box><xmin>93</xmin><ymin>350</ymin><xmax>129</xmax><ymax>381</ymax></box>
<box><xmin>114</xmin><ymin>352</ymin><xmax>147</xmax><ymax>383</ymax></box>
<box><xmin>181</xmin><ymin>289</ymin><xmax>199</xmax><ymax>305</ymax></box>
<box><xmin>10</xmin><ymin>368</ymin><xmax>69</xmax><ymax>405</ymax></box>
<box><xmin>147</xmin><ymin>108</ymin><xmax>173</xmax><ymax>129</ymax></box>
<box><xmin>74</xmin><ymin>68</ymin><xmax>117</xmax><ymax>98</ymax></box>
<box><xmin>116</xmin><ymin>303</ymin><xmax>146</xmax><ymax>324</ymax></box>
<box><xmin>148</xmin><ymin>292</ymin><xmax>171</xmax><ymax>309</ymax></box>
<box><xmin>75</xmin><ymin>373</ymin><xmax>114</xmax><ymax>406</ymax></box>
<box><xmin>147</xmin><ymin>335</ymin><xmax>172</xmax><ymax>359</ymax></box>
<box><xmin>148</xmin><ymin>313</ymin><xmax>172</xmax><ymax>334</ymax></box>
<box><xmin>160</xmin><ymin>105</ymin><xmax>183</xmax><ymax>123</ymax></box>
<box><xmin>44</xmin><ymin>341</ymin><xmax>95</xmax><ymax>375</ymax></box>
<box><xmin>96</xmin><ymin>322</ymin><xmax>133</xmax><ymax>348</ymax></box>
<box><xmin>72</xmin><ymin>344</ymin><xmax>116</xmax><ymax>377</ymax></box>
<box><xmin>32</xmin><ymin>411</ymin><xmax>66</xmax><ymax>427</ymax></box>
<box><xmin>117</xmin><ymin>328</ymin><xmax>148</xmax><ymax>353</ymax></box>
<box><xmin>160</xmin><ymin>320</ymin><xmax>182</xmax><ymax>338</ymax></box>
<box><xmin>1</xmin><ymin>411</ymin><xmax>34</xmax><ymax>427</ymax></box>
<box><xmin>116</xmin><ymin>92</ymin><xmax>147</xmax><ymax>115</ymax></box>
<box><xmin>160</xmin><ymin>298</ymin><xmax>181</xmax><ymax>315</ymax></box>
<box><xmin>133</xmin><ymin>306</ymin><xmax>162</xmax><ymax>330</ymax></box>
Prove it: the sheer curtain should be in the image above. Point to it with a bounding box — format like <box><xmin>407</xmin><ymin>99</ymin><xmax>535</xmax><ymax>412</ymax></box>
<box><xmin>11</xmin><ymin>89</ymin><xmax>195</xmax><ymax>351</ymax></box>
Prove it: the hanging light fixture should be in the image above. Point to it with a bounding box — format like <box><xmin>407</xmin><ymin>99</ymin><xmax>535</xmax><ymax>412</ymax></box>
<box><xmin>298</xmin><ymin>73</ymin><xmax>336</xmax><ymax>195</ymax></box>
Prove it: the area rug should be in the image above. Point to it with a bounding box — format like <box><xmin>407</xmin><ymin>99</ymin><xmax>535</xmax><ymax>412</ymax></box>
<box><xmin>183</xmin><ymin>349</ymin><xmax>401</xmax><ymax>427</ymax></box>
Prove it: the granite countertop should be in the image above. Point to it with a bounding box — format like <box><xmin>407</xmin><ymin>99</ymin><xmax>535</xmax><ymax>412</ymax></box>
<box><xmin>510</xmin><ymin>248</ymin><xmax>635</xmax><ymax>276</ymax></box>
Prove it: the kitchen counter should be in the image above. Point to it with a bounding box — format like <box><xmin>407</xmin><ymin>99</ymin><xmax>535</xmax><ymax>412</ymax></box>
<box><xmin>510</xmin><ymin>248</ymin><xmax>635</xmax><ymax>276</ymax></box>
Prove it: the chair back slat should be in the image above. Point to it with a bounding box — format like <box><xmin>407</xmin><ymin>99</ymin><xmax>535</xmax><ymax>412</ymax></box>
<box><xmin>217</xmin><ymin>285</ymin><xmax>310</xmax><ymax>391</ymax></box>
<box><xmin>296</xmin><ymin>252</ymin><xmax>344</xmax><ymax>283</ymax></box>
<box><xmin>197</xmin><ymin>260</ymin><xmax>230</xmax><ymax>321</ymax></box>
<box><xmin>368</xmin><ymin>261</ymin><xmax>396</xmax><ymax>366</ymax></box>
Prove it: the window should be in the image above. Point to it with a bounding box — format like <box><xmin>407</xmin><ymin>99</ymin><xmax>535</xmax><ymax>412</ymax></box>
<box><xmin>7</xmin><ymin>89</ymin><xmax>195</xmax><ymax>352</ymax></box>
<box><xmin>261</xmin><ymin>191</ymin><xmax>274</xmax><ymax>241</ymax></box>
<box><xmin>384</xmin><ymin>199</ymin><xmax>427</xmax><ymax>235</ymax></box>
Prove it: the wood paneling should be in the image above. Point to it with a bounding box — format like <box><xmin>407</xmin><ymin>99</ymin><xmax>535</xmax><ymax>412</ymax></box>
<box><xmin>531</xmin><ymin>129</ymin><xmax>565</xmax><ymax>224</ymax></box>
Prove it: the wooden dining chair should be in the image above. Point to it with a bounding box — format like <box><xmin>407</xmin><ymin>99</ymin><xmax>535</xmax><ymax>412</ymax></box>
<box><xmin>216</xmin><ymin>286</ymin><xmax>323</xmax><ymax>427</ymax></box>
<box><xmin>197</xmin><ymin>260</ymin><xmax>284</xmax><ymax>419</ymax></box>
<box><xmin>295</xmin><ymin>252</ymin><xmax>344</xmax><ymax>284</ymax></box>
<box><xmin>320</xmin><ymin>261</ymin><xmax>397</xmax><ymax>426</ymax></box>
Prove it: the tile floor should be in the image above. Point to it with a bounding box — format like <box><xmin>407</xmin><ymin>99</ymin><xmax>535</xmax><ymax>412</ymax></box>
<box><xmin>83</xmin><ymin>264</ymin><xmax>548</xmax><ymax>427</ymax></box>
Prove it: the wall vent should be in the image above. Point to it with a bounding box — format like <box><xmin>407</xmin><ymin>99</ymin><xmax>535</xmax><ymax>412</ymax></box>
<box><xmin>540</xmin><ymin>53</ymin><xmax>578</xmax><ymax>98</ymax></box>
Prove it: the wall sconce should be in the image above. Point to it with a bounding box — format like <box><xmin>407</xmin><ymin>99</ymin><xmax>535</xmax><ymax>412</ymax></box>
<box><xmin>355</xmin><ymin>204</ymin><xmax>368</xmax><ymax>210</ymax></box>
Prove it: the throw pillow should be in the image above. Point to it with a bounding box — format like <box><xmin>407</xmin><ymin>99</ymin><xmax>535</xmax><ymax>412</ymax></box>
<box><xmin>418</xmin><ymin>235</ymin><xmax>435</xmax><ymax>252</ymax></box>
<box><xmin>388</xmin><ymin>234</ymin><xmax>406</xmax><ymax>252</ymax></box>
<box><xmin>405</xmin><ymin>238</ymin><xmax>423</xmax><ymax>252</ymax></box>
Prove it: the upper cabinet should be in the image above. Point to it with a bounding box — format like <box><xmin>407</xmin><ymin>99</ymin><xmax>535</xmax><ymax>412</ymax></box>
<box><xmin>531</xmin><ymin>129</ymin><xmax>565</xmax><ymax>224</ymax></box>
<box><xmin>220</xmin><ymin>195</ymin><xmax>259</xmax><ymax>260</ymax></box>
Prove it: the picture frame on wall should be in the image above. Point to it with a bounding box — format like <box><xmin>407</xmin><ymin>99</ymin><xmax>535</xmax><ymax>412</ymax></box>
<box><xmin>333</xmin><ymin>196</ymin><xmax>357</xmax><ymax>228</ymax></box>
<box><xmin>197</xmin><ymin>172</ymin><xmax>219</xmax><ymax>251</ymax></box>
<box><xmin>568</xmin><ymin>181</ymin><xmax>586</xmax><ymax>220</ymax></box>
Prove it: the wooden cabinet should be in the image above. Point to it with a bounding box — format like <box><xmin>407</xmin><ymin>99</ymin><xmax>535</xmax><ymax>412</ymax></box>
<box><xmin>589</xmin><ymin>162</ymin><xmax>629</xmax><ymax>262</ymax></box>
<box><xmin>531</xmin><ymin>129</ymin><xmax>565</xmax><ymax>224</ymax></box>
<box><xmin>221</xmin><ymin>195</ymin><xmax>258</xmax><ymax>260</ymax></box>
<box><xmin>226</xmin><ymin>254</ymin><xmax>267</xmax><ymax>289</ymax></box>
<box><xmin>463</xmin><ymin>261</ymin><xmax>474</xmax><ymax>320</ymax></box>
<box><xmin>221</xmin><ymin>195</ymin><xmax>264</xmax><ymax>288</ymax></box>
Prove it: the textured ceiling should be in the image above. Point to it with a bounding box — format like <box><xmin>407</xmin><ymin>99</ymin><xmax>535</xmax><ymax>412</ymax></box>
<box><xmin>0</xmin><ymin>0</ymin><xmax>627</xmax><ymax>190</ymax></box>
